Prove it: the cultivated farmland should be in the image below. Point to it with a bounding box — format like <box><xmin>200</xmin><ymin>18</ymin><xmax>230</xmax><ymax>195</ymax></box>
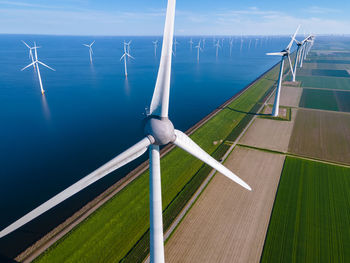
<box><xmin>165</xmin><ymin>147</ymin><xmax>285</xmax><ymax>263</ymax></box>
<box><xmin>297</xmin><ymin>75</ymin><xmax>350</xmax><ymax>90</ymax></box>
<box><xmin>239</xmin><ymin>108</ymin><xmax>297</xmax><ymax>153</ymax></box>
<box><xmin>261</xmin><ymin>157</ymin><xmax>350</xmax><ymax>263</ymax></box>
<box><xmin>288</xmin><ymin>109</ymin><xmax>350</xmax><ymax>164</ymax></box>
<box><xmin>299</xmin><ymin>89</ymin><xmax>339</xmax><ymax>111</ymax></box>
<box><xmin>268</xmin><ymin>86</ymin><xmax>303</xmax><ymax>107</ymax></box>
<box><xmin>299</xmin><ymin>89</ymin><xmax>350</xmax><ymax>112</ymax></box>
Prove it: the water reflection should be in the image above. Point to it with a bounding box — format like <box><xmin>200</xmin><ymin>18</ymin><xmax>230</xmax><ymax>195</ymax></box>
<box><xmin>124</xmin><ymin>77</ymin><xmax>130</xmax><ymax>97</ymax></box>
<box><xmin>41</xmin><ymin>94</ymin><xmax>50</xmax><ymax>120</ymax></box>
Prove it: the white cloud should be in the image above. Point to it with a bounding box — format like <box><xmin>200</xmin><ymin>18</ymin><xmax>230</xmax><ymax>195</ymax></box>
<box><xmin>0</xmin><ymin>5</ymin><xmax>349</xmax><ymax>35</ymax></box>
<box><xmin>307</xmin><ymin>6</ymin><xmax>341</xmax><ymax>14</ymax></box>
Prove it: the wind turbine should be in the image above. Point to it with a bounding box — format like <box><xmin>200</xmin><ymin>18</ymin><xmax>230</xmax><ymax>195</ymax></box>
<box><xmin>229</xmin><ymin>38</ymin><xmax>234</xmax><ymax>57</ymax></box>
<box><xmin>153</xmin><ymin>40</ymin><xmax>159</xmax><ymax>57</ymax></box>
<box><xmin>22</xmin><ymin>40</ymin><xmax>36</xmax><ymax>69</ymax></box>
<box><xmin>202</xmin><ymin>38</ymin><xmax>206</xmax><ymax>49</ymax></box>
<box><xmin>292</xmin><ymin>34</ymin><xmax>310</xmax><ymax>82</ymax></box>
<box><xmin>173</xmin><ymin>38</ymin><xmax>179</xmax><ymax>56</ymax></box>
<box><xmin>215</xmin><ymin>40</ymin><xmax>221</xmax><ymax>58</ymax></box>
<box><xmin>0</xmin><ymin>1</ymin><xmax>251</xmax><ymax>263</ymax></box>
<box><xmin>189</xmin><ymin>38</ymin><xmax>193</xmax><ymax>51</ymax></box>
<box><xmin>120</xmin><ymin>42</ymin><xmax>134</xmax><ymax>77</ymax></box>
<box><xmin>266</xmin><ymin>25</ymin><xmax>300</xmax><ymax>117</ymax></box>
<box><xmin>195</xmin><ymin>40</ymin><xmax>203</xmax><ymax>62</ymax></box>
<box><xmin>21</xmin><ymin>42</ymin><xmax>55</xmax><ymax>95</ymax></box>
<box><xmin>83</xmin><ymin>40</ymin><xmax>95</xmax><ymax>63</ymax></box>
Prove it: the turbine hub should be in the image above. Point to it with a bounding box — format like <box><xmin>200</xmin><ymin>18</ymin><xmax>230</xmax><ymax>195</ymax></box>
<box><xmin>144</xmin><ymin>117</ymin><xmax>176</xmax><ymax>146</ymax></box>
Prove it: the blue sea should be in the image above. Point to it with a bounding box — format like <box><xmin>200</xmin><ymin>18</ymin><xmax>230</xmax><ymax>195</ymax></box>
<box><xmin>0</xmin><ymin>34</ymin><xmax>289</xmax><ymax>255</ymax></box>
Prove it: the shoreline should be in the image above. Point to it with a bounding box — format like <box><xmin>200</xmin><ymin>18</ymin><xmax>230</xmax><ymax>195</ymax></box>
<box><xmin>15</xmin><ymin>61</ymin><xmax>280</xmax><ymax>263</ymax></box>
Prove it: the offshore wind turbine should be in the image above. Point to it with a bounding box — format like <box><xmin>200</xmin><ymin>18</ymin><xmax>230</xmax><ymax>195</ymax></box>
<box><xmin>22</xmin><ymin>41</ymin><xmax>36</xmax><ymax>69</ymax></box>
<box><xmin>120</xmin><ymin>42</ymin><xmax>134</xmax><ymax>77</ymax></box>
<box><xmin>195</xmin><ymin>40</ymin><xmax>203</xmax><ymax>62</ymax></box>
<box><xmin>153</xmin><ymin>40</ymin><xmax>159</xmax><ymax>57</ymax></box>
<box><xmin>0</xmin><ymin>1</ymin><xmax>251</xmax><ymax>263</ymax></box>
<box><xmin>83</xmin><ymin>40</ymin><xmax>95</xmax><ymax>63</ymax></box>
<box><xmin>173</xmin><ymin>38</ymin><xmax>179</xmax><ymax>56</ymax></box>
<box><xmin>21</xmin><ymin>42</ymin><xmax>55</xmax><ymax>95</ymax></box>
<box><xmin>215</xmin><ymin>40</ymin><xmax>221</xmax><ymax>58</ymax></box>
<box><xmin>189</xmin><ymin>38</ymin><xmax>193</xmax><ymax>51</ymax></box>
<box><xmin>229</xmin><ymin>38</ymin><xmax>234</xmax><ymax>57</ymax></box>
<box><xmin>266</xmin><ymin>25</ymin><xmax>300</xmax><ymax>117</ymax></box>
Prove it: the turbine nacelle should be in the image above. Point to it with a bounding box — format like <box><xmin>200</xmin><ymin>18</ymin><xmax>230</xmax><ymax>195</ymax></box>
<box><xmin>144</xmin><ymin>117</ymin><xmax>176</xmax><ymax>146</ymax></box>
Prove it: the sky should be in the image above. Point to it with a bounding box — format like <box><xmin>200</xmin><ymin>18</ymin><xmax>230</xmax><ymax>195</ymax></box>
<box><xmin>1</xmin><ymin>0</ymin><xmax>350</xmax><ymax>36</ymax></box>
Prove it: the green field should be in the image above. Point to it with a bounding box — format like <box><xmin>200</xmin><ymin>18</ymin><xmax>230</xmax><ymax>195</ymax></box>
<box><xmin>305</xmin><ymin>59</ymin><xmax>350</xmax><ymax>64</ymax></box>
<box><xmin>299</xmin><ymin>89</ymin><xmax>339</xmax><ymax>111</ymax></box>
<box><xmin>311</xmin><ymin>69</ymin><xmax>350</xmax><ymax>77</ymax></box>
<box><xmin>297</xmin><ymin>75</ymin><xmax>350</xmax><ymax>90</ymax></box>
<box><xmin>34</xmin><ymin>63</ymin><xmax>280</xmax><ymax>262</ymax></box>
<box><xmin>261</xmin><ymin>157</ymin><xmax>350</xmax><ymax>263</ymax></box>
<box><xmin>299</xmin><ymin>88</ymin><xmax>350</xmax><ymax>113</ymax></box>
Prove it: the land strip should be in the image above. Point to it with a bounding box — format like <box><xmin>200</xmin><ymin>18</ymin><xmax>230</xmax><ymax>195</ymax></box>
<box><xmin>165</xmin><ymin>147</ymin><xmax>285</xmax><ymax>263</ymax></box>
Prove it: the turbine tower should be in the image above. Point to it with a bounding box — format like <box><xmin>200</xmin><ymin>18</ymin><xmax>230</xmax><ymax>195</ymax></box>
<box><xmin>266</xmin><ymin>25</ymin><xmax>300</xmax><ymax>117</ymax></box>
<box><xmin>0</xmin><ymin>2</ymin><xmax>251</xmax><ymax>263</ymax></box>
<box><xmin>21</xmin><ymin>40</ymin><xmax>37</xmax><ymax>69</ymax></box>
<box><xmin>215</xmin><ymin>40</ymin><xmax>221</xmax><ymax>58</ymax></box>
<box><xmin>21</xmin><ymin>42</ymin><xmax>55</xmax><ymax>95</ymax></box>
<box><xmin>83</xmin><ymin>40</ymin><xmax>95</xmax><ymax>63</ymax></box>
<box><xmin>120</xmin><ymin>42</ymin><xmax>134</xmax><ymax>77</ymax></box>
<box><xmin>153</xmin><ymin>40</ymin><xmax>159</xmax><ymax>57</ymax></box>
<box><xmin>195</xmin><ymin>40</ymin><xmax>202</xmax><ymax>62</ymax></box>
<box><xmin>189</xmin><ymin>38</ymin><xmax>193</xmax><ymax>51</ymax></box>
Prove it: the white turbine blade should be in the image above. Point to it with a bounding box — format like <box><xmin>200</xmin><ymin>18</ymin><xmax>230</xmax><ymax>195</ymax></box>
<box><xmin>37</xmin><ymin>61</ymin><xmax>55</xmax><ymax>71</ymax></box>
<box><xmin>287</xmin><ymin>55</ymin><xmax>294</xmax><ymax>76</ymax></box>
<box><xmin>149</xmin><ymin>0</ymin><xmax>176</xmax><ymax>118</ymax></box>
<box><xmin>120</xmin><ymin>54</ymin><xmax>126</xmax><ymax>61</ymax></box>
<box><xmin>266</xmin><ymin>52</ymin><xmax>284</xmax><ymax>56</ymax></box>
<box><xmin>21</xmin><ymin>40</ymin><xmax>31</xmax><ymax>49</ymax></box>
<box><xmin>173</xmin><ymin>130</ymin><xmax>251</xmax><ymax>191</ymax></box>
<box><xmin>83</xmin><ymin>44</ymin><xmax>90</xmax><ymax>47</ymax></box>
<box><xmin>0</xmin><ymin>137</ymin><xmax>151</xmax><ymax>239</ymax></box>
<box><xmin>21</xmin><ymin>62</ymin><xmax>36</xmax><ymax>71</ymax></box>
<box><xmin>126</xmin><ymin>53</ymin><xmax>135</xmax><ymax>60</ymax></box>
<box><xmin>286</xmin><ymin>24</ymin><xmax>300</xmax><ymax>50</ymax></box>
<box><xmin>91</xmin><ymin>40</ymin><xmax>95</xmax><ymax>46</ymax></box>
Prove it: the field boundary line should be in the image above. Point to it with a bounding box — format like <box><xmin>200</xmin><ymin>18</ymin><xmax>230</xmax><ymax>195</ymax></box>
<box><xmin>237</xmin><ymin>144</ymin><xmax>350</xmax><ymax>168</ymax></box>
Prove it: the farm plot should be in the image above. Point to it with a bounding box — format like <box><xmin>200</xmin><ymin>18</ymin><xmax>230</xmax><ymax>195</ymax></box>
<box><xmin>165</xmin><ymin>147</ymin><xmax>285</xmax><ymax>263</ymax></box>
<box><xmin>299</xmin><ymin>89</ymin><xmax>350</xmax><ymax>113</ymax></box>
<box><xmin>268</xmin><ymin>86</ymin><xmax>303</xmax><ymax>107</ymax></box>
<box><xmin>316</xmin><ymin>63</ymin><xmax>350</xmax><ymax>70</ymax></box>
<box><xmin>311</xmin><ymin>69</ymin><xmax>350</xmax><ymax>77</ymax></box>
<box><xmin>299</xmin><ymin>89</ymin><xmax>339</xmax><ymax>111</ymax></box>
<box><xmin>305</xmin><ymin>59</ymin><xmax>350</xmax><ymax>64</ymax></box>
<box><xmin>288</xmin><ymin>109</ymin><xmax>350</xmax><ymax>164</ymax></box>
<box><xmin>297</xmin><ymin>75</ymin><xmax>350</xmax><ymax>90</ymax></box>
<box><xmin>239</xmin><ymin>108</ymin><xmax>297</xmax><ymax>153</ymax></box>
<box><xmin>261</xmin><ymin>157</ymin><xmax>350</xmax><ymax>263</ymax></box>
